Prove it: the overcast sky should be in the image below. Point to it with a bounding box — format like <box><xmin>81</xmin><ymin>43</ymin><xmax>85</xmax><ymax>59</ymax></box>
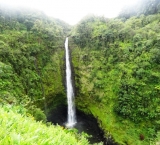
<box><xmin>0</xmin><ymin>0</ymin><xmax>139</xmax><ymax>25</ymax></box>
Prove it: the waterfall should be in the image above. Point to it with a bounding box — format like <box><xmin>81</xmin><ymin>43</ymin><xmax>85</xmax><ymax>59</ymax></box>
<box><xmin>65</xmin><ymin>37</ymin><xmax>76</xmax><ymax>127</ymax></box>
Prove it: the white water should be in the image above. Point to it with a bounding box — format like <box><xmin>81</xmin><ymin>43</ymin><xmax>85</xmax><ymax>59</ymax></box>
<box><xmin>65</xmin><ymin>37</ymin><xmax>76</xmax><ymax>127</ymax></box>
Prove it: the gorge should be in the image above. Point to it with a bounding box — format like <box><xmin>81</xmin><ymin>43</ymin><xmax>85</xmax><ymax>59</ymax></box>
<box><xmin>0</xmin><ymin>1</ymin><xmax>160</xmax><ymax>144</ymax></box>
<box><xmin>47</xmin><ymin>37</ymin><xmax>112</xmax><ymax>144</ymax></box>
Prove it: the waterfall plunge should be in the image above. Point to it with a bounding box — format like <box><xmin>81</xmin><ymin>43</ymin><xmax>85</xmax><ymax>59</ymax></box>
<box><xmin>65</xmin><ymin>37</ymin><xmax>76</xmax><ymax>127</ymax></box>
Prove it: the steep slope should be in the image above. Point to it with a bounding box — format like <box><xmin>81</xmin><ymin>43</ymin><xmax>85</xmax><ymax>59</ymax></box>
<box><xmin>0</xmin><ymin>5</ymin><xmax>70</xmax><ymax>117</ymax></box>
<box><xmin>1</xmin><ymin>2</ymin><xmax>160</xmax><ymax>145</ymax></box>
<box><xmin>0</xmin><ymin>6</ymin><xmax>91</xmax><ymax>145</ymax></box>
<box><xmin>70</xmin><ymin>12</ymin><xmax>160</xmax><ymax>145</ymax></box>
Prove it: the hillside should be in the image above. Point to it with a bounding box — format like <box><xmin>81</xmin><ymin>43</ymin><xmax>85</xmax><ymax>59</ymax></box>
<box><xmin>0</xmin><ymin>1</ymin><xmax>160</xmax><ymax>145</ymax></box>
<box><xmin>0</xmin><ymin>5</ymin><xmax>70</xmax><ymax>116</ymax></box>
<box><xmin>70</xmin><ymin>6</ymin><xmax>160</xmax><ymax>145</ymax></box>
<box><xmin>0</xmin><ymin>6</ymin><xmax>91</xmax><ymax>145</ymax></box>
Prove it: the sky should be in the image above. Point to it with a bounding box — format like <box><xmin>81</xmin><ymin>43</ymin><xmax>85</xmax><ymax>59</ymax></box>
<box><xmin>0</xmin><ymin>0</ymin><xmax>139</xmax><ymax>25</ymax></box>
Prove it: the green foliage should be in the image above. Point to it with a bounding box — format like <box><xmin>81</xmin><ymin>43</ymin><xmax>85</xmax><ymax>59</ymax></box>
<box><xmin>0</xmin><ymin>6</ymin><xmax>68</xmax><ymax>112</ymax></box>
<box><xmin>71</xmin><ymin>7</ymin><xmax>160</xmax><ymax>144</ymax></box>
<box><xmin>1</xmin><ymin>2</ymin><xmax>160</xmax><ymax>145</ymax></box>
<box><xmin>0</xmin><ymin>105</ymin><xmax>89</xmax><ymax>145</ymax></box>
<box><xmin>32</xmin><ymin>108</ymin><xmax>47</xmax><ymax>122</ymax></box>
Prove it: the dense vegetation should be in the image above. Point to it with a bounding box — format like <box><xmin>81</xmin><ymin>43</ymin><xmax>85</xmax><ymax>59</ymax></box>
<box><xmin>0</xmin><ymin>105</ymin><xmax>89</xmax><ymax>145</ymax></box>
<box><xmin>0</xmin><ymin>5</ymin><xmax>90</xmax><ymax>145</ymax></box>
<box><xmin>70</xmin><ymin>0</ymin><xmax>160</xmax><ymax>144</ymax></box>
<box><xmin>0</xmin><ymin>5</ymin><xmax>70</xmax><ymax>117</ymax></box>
<box><xmin>0</xmin><ymin>0</ymin><xmax>160</xmax><ymax>144</ymax></box>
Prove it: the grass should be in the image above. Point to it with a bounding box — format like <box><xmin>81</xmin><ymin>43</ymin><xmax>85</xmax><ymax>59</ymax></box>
<box><xmin>0</xmin><ymin>105</ymin><xmax>89</xmax><ymax>145</ymax></box>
